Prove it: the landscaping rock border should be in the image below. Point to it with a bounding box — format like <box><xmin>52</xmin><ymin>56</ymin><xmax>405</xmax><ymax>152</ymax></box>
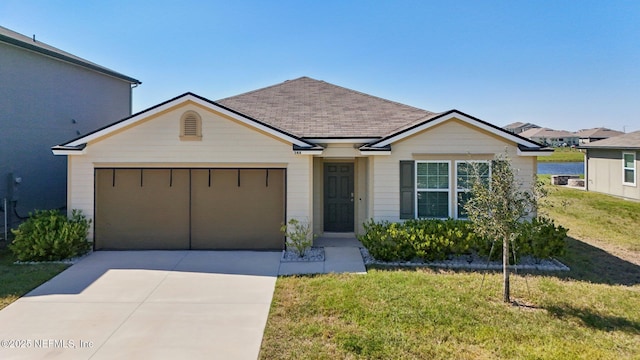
<box><xmin>360</xmin><ymin>248</ymin><xmax>569</xmax><ymax>271</ymax></box>
<box><xmin>281</xmin><ymin>247</ymin><xmax>325</xmax><ymax>262</ymax></box>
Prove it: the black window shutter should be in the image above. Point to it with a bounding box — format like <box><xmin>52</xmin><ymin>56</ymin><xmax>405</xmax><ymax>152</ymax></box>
<box><xmin>399</xmin><ymin>160</ymin><xmax>415</xmax><ymax>219</ymax></box>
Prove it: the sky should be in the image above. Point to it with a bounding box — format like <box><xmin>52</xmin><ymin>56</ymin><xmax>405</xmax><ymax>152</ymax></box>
<box><xmin>1</xmin><ymin>0</ymin><xmax>639</xmax><ymax>132</ymax></box>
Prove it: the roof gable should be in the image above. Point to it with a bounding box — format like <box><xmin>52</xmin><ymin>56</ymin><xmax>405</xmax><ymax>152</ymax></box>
<box><xmin>365</xmin><ymin>110</ymin><xmax>547</xmax><ymax>152</ymax></box>
<box><xmin>53</xmin><ymin>92</ymin><xmax>316</xmax><ymax>154</ymax></box>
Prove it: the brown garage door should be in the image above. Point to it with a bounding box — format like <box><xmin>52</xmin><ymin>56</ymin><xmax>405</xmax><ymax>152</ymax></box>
<box><xmin>95</xmin><ymin>168</ymin><xmax>285</xmax><ymax>250</ymax></box>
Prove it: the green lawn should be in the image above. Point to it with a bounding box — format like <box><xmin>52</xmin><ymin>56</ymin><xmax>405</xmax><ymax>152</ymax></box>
<box><xmin>537</xmin><ymin>148</ymin><xmax>585</xmax><ymax>162</ymax></box>
<box><xmin>0</xmin><ymin>248</ymin><xmax>68</xmax><ymax>310</ymax></box>
<box><xmin>540</xmin><ymin>175</ymin><xmax>640</xmax><ymax>254</ymax></box>
<box><xmin>260</xmin><ymin>179</ymin><xmax>640</xmax><ymax>359</ymax></box>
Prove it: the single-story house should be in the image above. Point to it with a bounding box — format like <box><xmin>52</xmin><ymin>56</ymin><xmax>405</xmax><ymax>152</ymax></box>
<box><xmin>519</xmin><ymin>127</ymin><xmax>579</xmax><ymax>147</ymax></box>
<box><xmin>581</xmin><ymin>130</ymin><xmax>640</xmax><ymax>201</ymax></box>
<box><xmin>503</xmin><ymin>122</ymin><xmax>540</xmax><ymax>135</ymax></box>
<box><xmin>52</xmin><ymin>77</ymin><xmax>550</xmax><ymax>250</ymax></box>
<box><xmin>576</xmin><ymin>127</ymin><xmax>624</xmax><ymax>145</ymax></box>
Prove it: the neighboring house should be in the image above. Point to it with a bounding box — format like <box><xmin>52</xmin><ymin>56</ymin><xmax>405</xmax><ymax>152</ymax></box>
<box><xmin>576</xmin><ymin>127</ymin><xmax>624</xmax><ymax>145</ymax></box>
<box><xmin>503</xmin><ymin>122</ymin><xmax>540</xmax><ymax>135</ymax></box>
<box><xmin>0</xmin><ymin>25</ymin><xmax>140</xmax><ymax>227</ymax></box>
<box><xmin>52</xmin><ymin>77</ymin><xmax>551</xmax><ymax>250</ymax></box>
<box><xmin>581</xmin><ymin>131</ymin><xmax>640</xmax><ymax>201</ymax></box>
<box><xmin>519</xmin><ymin>127</ymin><xmax>578</xmax><ymax>147</ymax></box>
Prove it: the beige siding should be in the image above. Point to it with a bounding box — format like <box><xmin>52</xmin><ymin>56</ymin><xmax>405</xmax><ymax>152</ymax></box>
<box><xmin>371</xmin><ymin>118</ymin><xmax>536</xmax><ymax>222</ymax></box>
<box><xmin>587</xmin><ymin>149</ymin><xmax>640</xmax><ymax>200</ymax></box>
<box><xmin>68</xmin><ymin>103</ymin><xmax>312</xmax><ymax>240</ymax></box>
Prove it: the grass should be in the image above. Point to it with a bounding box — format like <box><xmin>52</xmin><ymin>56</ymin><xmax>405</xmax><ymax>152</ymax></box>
<box><xmin>0</xmin><ymin>248</ymin><xmax>68</xmax><ymax>310</ymax></box>
<box><xmin>540</xmin><ymin>175</ymin><xmax>640</xmax><ymax>254</ymax></box>
<box><xmin>537</xmin><ymin>148</ymin><xmax>585</xmax><ymax>162</ymax></box>
<box><xmin>260</xmin><ymin>177</ymin><xmax>640</xmax><ymax>359</ymax></box>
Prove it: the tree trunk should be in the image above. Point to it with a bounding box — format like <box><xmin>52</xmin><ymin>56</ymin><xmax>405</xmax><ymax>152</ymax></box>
<box><xmin>503</xmin><ymin>236</ymin><xmax>510</xmax><ymax>303</ymax></box>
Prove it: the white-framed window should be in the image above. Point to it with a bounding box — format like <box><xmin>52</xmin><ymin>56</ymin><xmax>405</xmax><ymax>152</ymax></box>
<box><xmin>623</xmin><ymin>152</ymin><xmax>636</xmax><ymax>186</ymax></box>
<box><xmin>455</xmin><ymin>161</ymin><xmax>491</xmax><ymax>219</ymax></box>
<box><xmin>415</xmin><ymin>161</ymin><xmax>451</xmax><ymax>218</ymax></box>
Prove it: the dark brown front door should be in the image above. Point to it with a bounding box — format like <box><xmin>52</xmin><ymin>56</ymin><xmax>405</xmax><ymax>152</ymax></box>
<box><xmin>324</xmin><ymin>163</ymin><xmax>354</xmax><ymax>232</ymax></box>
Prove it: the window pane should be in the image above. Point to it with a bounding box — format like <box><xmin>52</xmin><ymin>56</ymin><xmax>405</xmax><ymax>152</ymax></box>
<box><xmin>417</xmin><ymin>191</ymin><xmax>448</xmax><ymax>218</ymax></box>
<box><xmin>624</xmin><ymin>169</ymin><xmax>635</xmax><ymax>183</ymax></box>
<box><xmin>437</xmin><ymin>175</ymin><xmax>449</xmax><ymax>189</ymax></box>
<box><xmin>417</xmin><ymin>162</ymin><xmax>449</xmax><ymax>189</ymax></box>
<box><xmin>417</xmin><ymin>175</ymin><xmax>428</xmax><ymax>188</ymax></box>
<box><xmin>624</xmin><ymin>154</ymin><xmax>635</xmax><ymax>169</ymax></box>
<box><xmin>457</xmin><ymin>162</ymin><xmax>490</xmax><ymax>190</ymax></box>
<box><xmin>417</xmin><ymin>163</ymin><xmax>428</xmax><ymax>176</ymax></box>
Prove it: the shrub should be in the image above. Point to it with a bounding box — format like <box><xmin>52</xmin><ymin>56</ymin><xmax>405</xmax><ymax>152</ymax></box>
<box><xmin>10</xmin><ymin>209</ymin><xmax>91</xmax><ymax>262</ymax></box>
<box><xmin>359</xmin><ymin>219</ymin><xmax>480</xmax><ymax>261</ymax></box>
<box><xmin>359</xmin><ymin>217</ymin><xmax>567</xmax><ymax>263</ymax></box>
<box><xmin>281</xmin><ymin>218</ymin><xmax>315</xmax><ymax>257</ymax></box>
<box><xmin>515</xmin><ymin>216</ymin><xmax>568</xmax><ymax>260</ymax></box>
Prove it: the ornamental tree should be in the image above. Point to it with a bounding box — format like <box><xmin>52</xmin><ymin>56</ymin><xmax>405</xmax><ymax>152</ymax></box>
<box><xmin>463</xmin><ymin>151</ymin><xmax>537</xmax><ymax>303</ymax></box>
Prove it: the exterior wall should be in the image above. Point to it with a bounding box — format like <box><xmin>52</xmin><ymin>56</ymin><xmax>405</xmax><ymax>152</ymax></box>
<box><xmin>0</xmin><ymin>41</ymin><xmax>132</xmax><ymax>219</ymax></box>
<box><xmin>371</xmin><ymin>118</ymin><xmax>536</xmax><ymax>222</ymax></box>
<box><xmin>67</xmin><ymin>102</ymin><xmax>312</xmax><ymax>240</ymax></box>
<box><xmin>586</xmin><ymin>149</ymin><xmax>639</xmax><ymax>200</ymax></box>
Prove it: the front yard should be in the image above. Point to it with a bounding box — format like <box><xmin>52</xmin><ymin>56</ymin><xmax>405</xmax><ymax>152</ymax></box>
<box><xmin>260</xmin><ymin>179</ymin><xmax>640</xmax><ymax>359</ymax></box>
<box><xmin>0</xmin><ymin>249</ymin><xmax>68</xmax><ymax>310</ymax></box>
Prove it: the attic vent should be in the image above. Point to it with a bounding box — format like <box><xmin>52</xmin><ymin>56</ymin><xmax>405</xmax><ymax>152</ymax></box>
<box><xmin>180</xmin><ymin>111</ymin><xmax>202</xmax><ymax>140</ymax></box>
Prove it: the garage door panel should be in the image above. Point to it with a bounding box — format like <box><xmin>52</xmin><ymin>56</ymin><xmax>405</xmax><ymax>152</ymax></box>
<box><xmin>95</xmin><ymin>169</ymin><xmax>190</xmax><ymax>250</ymax></box>
<box><xmin>191</xmin><ymin>169</ymin><xmax>285</xmax><ymax>250</ymax></box>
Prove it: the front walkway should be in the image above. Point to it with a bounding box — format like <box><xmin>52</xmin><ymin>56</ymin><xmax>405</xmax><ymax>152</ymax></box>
<box><xmin>278</xmin><ymin>236</ymin><xmax>367</xmax><ymax>275</ymax></box>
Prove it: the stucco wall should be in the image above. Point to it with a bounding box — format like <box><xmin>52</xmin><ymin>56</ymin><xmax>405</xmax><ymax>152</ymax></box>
<box><xmin>370</xmin><ymin>118</ymin><xmax>536</xmax><ymax>222</ymax></box>
<box><xmin>587</xmin><ymin>149</ymin><xmax>639</xmax><ymax>200</ymax></box>
<box><xmin>0</xmin><ymin>41</ymin><xmax>132</xmax><ymax>218</ymax></box>
<box><xmin>67</xmin><ymin>102</ymin><xmax>312</xmax><ymax>240</ymax></box>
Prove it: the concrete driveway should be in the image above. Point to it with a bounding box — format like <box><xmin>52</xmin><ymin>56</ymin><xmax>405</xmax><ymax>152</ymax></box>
<box><xmin>0</xmin><ymin>251</ymin><xmax>282</xmax><ymax>360</ymax></box>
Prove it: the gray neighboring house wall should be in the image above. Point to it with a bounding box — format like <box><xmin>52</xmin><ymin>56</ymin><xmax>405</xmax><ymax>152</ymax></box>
<box><xmin>0</xmin><ymin>25</ymin><xmax>140</xmax><ymax>227</ymax></box>
<box><xmin>581</xmin><ymin>131</ymin><xmax>640</xmax><ymax>201</ymax></box>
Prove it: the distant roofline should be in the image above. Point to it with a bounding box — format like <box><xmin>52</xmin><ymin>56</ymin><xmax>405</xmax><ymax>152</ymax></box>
<box><xmin>0</xmin><ymin>26</ymin><xmax>141</xmax><ymax>85</ymax></box>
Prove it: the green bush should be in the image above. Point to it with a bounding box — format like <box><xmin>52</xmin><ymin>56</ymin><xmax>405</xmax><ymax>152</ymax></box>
<box><xmin>10</xmin><ymin>209</ymin><xmax>91</xmax><ymax>262</ymax></box>
<box><xmin>359</xmin><ymin>217</ymin><xmax>567</xmax><ymax>263</ymax></box>
<box><xmin>281</xmin><ymin>218</ymin><xmax>316</xmax><ymax>257</ymax></box>
<box><xmin>515</xmin><ymin>216</ymin><xmax>568</xmax><ymax>260</ymax></box>
<box><xmin>359</xmin><ymin>219</ymin><xmax>479</xmax><ymax>261</ymax></box>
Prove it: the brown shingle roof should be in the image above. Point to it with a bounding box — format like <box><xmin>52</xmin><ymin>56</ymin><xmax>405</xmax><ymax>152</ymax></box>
<box><xmin>216</xmin><ymin>76</ymin><xmax>437</xmax><ymax>138</ymax></box>
<box><xmin>520</xmin><ymin>127</ymin><xmax>575</xmax><ymax>138</ymax></box>
<box><xmin>580</xmin><ymin>130</ymin><xmax>640</xmax><ymax>149</ymax></box>
<box><xmin>575</xmin><ymin>127</ymin><xmax>624</xmax><ymax>139</ymax></box>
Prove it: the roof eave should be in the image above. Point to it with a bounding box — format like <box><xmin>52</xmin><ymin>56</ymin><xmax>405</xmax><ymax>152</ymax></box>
<box><xmin>358</xmin><ymin>144</ymin><xmax>391</xmax><ymax>156</ymax></box>
<box><xmin>517</xmin><ymin>144</ymin><xmax>555</xmax><ymax>157</ymax></box>
<box><xmin>51</xmin><ymin>144</ymin><xmax>87</xmax><ymax>155</ymax></box>
<box><xmin>0</xmin><ymin>33</ymin><xmax>141</xmax><ymax>84</ymax></box>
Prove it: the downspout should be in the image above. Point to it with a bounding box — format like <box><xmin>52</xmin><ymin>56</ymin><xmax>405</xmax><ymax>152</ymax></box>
<box><xmin>130</xmin><ymin>83</ymin><xmax>139</xmax><ymax>115</ymax></box>
<box><xmin>584</xmin><ymin>150</ymin><xmax>589</xmax><ymax>191</ymax></box>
